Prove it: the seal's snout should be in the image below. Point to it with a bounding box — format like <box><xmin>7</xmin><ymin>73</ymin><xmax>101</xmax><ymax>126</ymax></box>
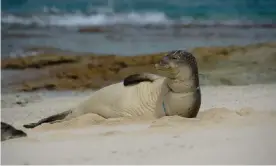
<box><xmin>159</xmin><ymin>56</ymin><xmax>169</xmax><ymax>65</ymax></box>
<box><xmin>156</xmin><ymin>56</ymin><xmax>170</xmax><ymax>70</ymax></box>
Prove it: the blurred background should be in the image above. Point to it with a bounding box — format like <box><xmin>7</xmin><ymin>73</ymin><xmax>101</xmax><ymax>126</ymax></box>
<box><xmin>2</xmin><ymin>0</ymin><xmax>276</xmax><ymax>57</ymax></box>
<box><xmin>1</xmin><ymin>0</ymin><xmax>276</xmax><ymax>92</ymax></box>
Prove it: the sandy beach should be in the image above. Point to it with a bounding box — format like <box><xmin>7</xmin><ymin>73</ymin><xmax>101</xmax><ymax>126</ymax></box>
<box><xmin>1</xmin><ymin>83</ymin><xmax>276</xmax><ymax>165</ymax></box>
<box><xmin>2</xmin><ymin>0</ymin><xmax>276</xmax><ymax>164</ymax></box>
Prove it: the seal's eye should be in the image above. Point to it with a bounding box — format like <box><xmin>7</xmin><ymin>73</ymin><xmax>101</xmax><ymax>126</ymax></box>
<box><xmin>171</xmin><ymin>56</ymin><xmax>178</xmax><ymax>60</ymax></box>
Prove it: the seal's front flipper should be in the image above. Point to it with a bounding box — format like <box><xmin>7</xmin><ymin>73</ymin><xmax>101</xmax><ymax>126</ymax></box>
<box><xmin>123</xmin><ymin>73</ymin><xmax>161</xmax><ymax>86</ymax></box>
<box><xmin>1</xmin><ymin>122</ymin><xmax>27</xmax><ymax>141</ymax></box>
<box><xmin>23</xmin><ymin>110</ymin><xmax>72</xmax><ymax>129</ymax></box>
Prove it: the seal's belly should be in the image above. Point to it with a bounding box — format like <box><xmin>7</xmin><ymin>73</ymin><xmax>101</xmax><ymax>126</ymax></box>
<box><xmin>80</xmin><ymin>79</ymin><xmax>165</xmax><ymax>118</ymax></box>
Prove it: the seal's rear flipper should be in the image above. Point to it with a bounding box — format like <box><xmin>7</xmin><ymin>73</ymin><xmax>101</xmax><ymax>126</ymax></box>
<box><xmin>1</xmin><ymin>122</ymin><xmax>27</xmax><ymax>141</ymax></box>
<box><xmin>23</xmin><ymin>110</ymin><xmax>72</xmax><ymax>129</ymax></box>
<box><xmin>123</xmin><ymin>73</ymin><xmax>161</xmax><ymax>86</ymax></box>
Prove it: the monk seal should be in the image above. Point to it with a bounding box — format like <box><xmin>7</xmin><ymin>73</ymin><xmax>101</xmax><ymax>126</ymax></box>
<box><xmin>1</xmin><ymin>122</ymin><xmax>27</xmax><ymax>141</ymax></box>
<box><xmin>23</xmin><ymin>50</ymin><xmax>201</xmax><ymax>129</ymax></box>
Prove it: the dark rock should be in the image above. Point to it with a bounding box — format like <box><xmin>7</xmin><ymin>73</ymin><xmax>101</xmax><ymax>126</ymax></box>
<box><xmin>1</xmin><ymin>122</ymin><xmax>27</xmax><ymax>141</ymax></box>
<box><xmin>78</xmin><ymin>27</ymin><xmax>109</xmax><ymax>33</ymax></box>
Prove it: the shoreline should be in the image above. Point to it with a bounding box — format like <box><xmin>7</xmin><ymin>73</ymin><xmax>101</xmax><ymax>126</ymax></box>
<box><xmin>2</xmin><ymin>42</ymin><xmax>276</xmax><ymax>92</ymax></box>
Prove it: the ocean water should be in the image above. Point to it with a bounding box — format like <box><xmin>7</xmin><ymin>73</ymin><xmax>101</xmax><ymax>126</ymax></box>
<box><xmin>1</xmin><ymin>0</ymin><xmax>276</xmax><ymax>57</ymax></box>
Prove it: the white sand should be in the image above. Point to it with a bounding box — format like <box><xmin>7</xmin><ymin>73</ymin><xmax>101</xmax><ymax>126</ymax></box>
<box><xmin>1</xmin><ymin>84</ymin><xmax>276</xmax><ymax>165</ymax></box>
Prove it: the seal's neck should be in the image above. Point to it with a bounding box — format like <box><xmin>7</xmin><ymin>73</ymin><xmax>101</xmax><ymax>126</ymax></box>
<box><xmin>166</xmin><ymin>65</ymin><xmax>197</xmax><ymax>93</ymax></box>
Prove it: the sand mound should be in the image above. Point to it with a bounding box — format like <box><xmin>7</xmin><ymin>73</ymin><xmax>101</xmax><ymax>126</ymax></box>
<box><xmin>29</xmin><ymin>107</ymin><xmax>275</xmax><ymax>134</ymax></box>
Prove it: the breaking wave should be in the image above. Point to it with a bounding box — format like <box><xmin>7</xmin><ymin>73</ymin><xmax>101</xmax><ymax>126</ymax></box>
<box><xmin>1</xmin><ymin>12</ymin><xmax>171</xmax><ymax>27</ymax></box>
<box><xmin>2</xmin><ymin>12</ymin><xmax>273</xmax><ymax>28</ymax></box>
<box><xmin>2</xmin><ymin>0</ymin><xmax>276</xmax><ymax>28</ymax></box>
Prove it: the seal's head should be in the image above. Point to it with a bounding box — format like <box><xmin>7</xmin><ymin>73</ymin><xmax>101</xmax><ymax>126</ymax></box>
<box><xmin>155</xmin><ymin>50</ymin><xmax>201</xmax><ymax>118</ymax></box>
<box><xmin>155</xmin><ymin>50</ymin><xmax>199</xmax><ymax>80</ymax></box>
